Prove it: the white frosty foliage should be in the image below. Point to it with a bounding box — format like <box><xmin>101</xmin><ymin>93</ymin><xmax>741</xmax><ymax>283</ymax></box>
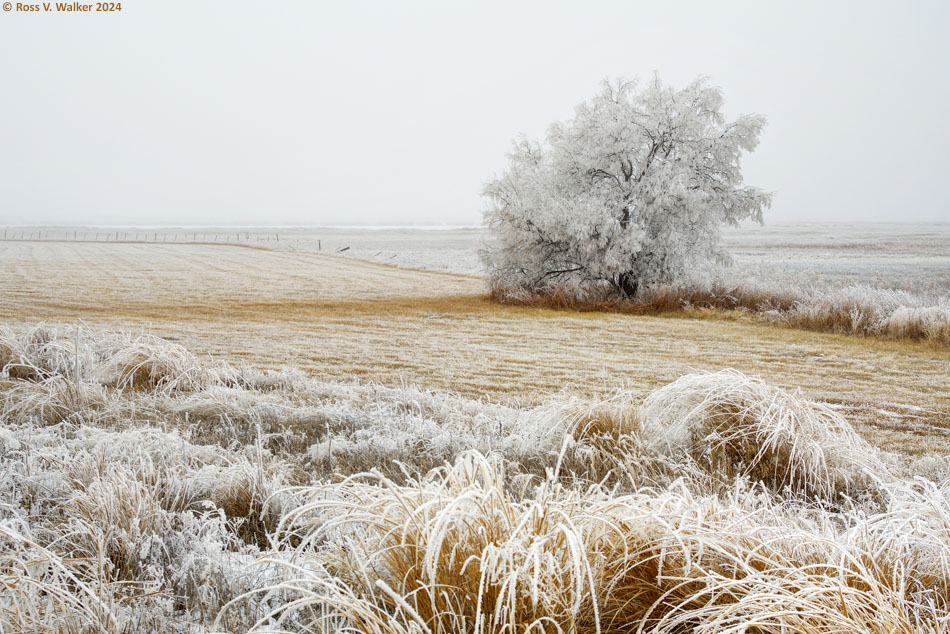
<box><xmin>483</xmin><ymin>76</ymin><xmax>772</xmax><ymax>297</ymax></box>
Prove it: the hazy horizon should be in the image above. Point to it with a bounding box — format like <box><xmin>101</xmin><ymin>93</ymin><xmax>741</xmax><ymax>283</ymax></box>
<box><xmin>3</xmin><ymin>220</ymin><xmax>947</xmax><ymax>231</ymax></box>
<box><xmin>2</xmin><ymin>1</ymin><xmax>948</xmax><ymax>226</ymax></box>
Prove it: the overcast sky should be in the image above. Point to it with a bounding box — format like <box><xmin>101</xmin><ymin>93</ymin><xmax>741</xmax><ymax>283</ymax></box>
<box><xmin>1</xmin><ymin>1</ymin><xmax>947</xmax><ymax>226</ymax></box>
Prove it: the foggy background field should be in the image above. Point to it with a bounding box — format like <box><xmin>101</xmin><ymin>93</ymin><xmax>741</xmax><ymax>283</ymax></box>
<box><xmin>6</xmin><ymin>221</ymin><xmax>948</xmax><ymax>289</ymax></box>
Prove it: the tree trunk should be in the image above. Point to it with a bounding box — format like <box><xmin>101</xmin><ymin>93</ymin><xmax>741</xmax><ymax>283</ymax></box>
<box><xmin>616</xmin><ymin>273</ymin><xmax>639</xmax><ymax>299</ymax></box>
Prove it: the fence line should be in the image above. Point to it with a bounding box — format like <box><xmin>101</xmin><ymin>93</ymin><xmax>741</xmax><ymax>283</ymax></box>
<box><xmin>0</xmin><ymin>232</ymin><xmax>353</xmax><ymax>254</ymax></box>
<box><xmin>0</xmin><ymin>231</ymin><xmax>290</xmax><ymax>246</ymax></box>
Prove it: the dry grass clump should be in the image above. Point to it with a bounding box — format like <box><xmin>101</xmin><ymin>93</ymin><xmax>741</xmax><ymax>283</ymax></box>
<box><xmin>488</xmin><ymin>279</ymin><xmax>950</xmax><ymax>346</ymax></box>
<box><xmin>640</xmin><ymin>369</ymin><xmax>888</xmax><ymax>500</ymax></box>
<box><xmin>0</xmin><ymin>323</ymin><xmax>91</xmax><ymax>382</ymax></box>
<box><xmin>884</xmin><ymin>305</ymin><xmax>950</xmax><ymax>346</ymax></box>
<box><xmin>538</xmin><ymin>393</ymin><xmax>679</xmax><ymax>489</ymax></box>
<box><xmin>777</xmin><ymin>284</ymin><xmax>950</xmax><ymax>346</ymax></box>
<box><xmin>563</xmin><ymin>393</ymin><xmax>641</xmax><ymax>441</ymax></box>
<box><xmin>842</xmin><ymin>478</ymin><xmax>950</xmax><ymax>602</ymax></box>
<box><xmin>97</xmin><ymin>334</ymin><xmax>220</xmax><ymax>393</ymax></box>
<box><xmin>261</xmin><ymin>452</ymin><xmax>610</xmax><ymax>632</ymax></box>
<box><xmin>63</xmin><ymin>464</ymin><xmax>181</xmax><ymax>582</ymax></box>
<box><xmin>0</xmin><ymin>423</ymin><xmax>288</xmax><ymax>632</ymax></box>
<box><xmin>0</xmin><ymin>325</ymin><xmax>38</xmax><ymax>381</ymax></box>
<box><xmin>197</xmin><ymin>455</ymin><xmax>300</xmax><ymax>549</ymax></box>
<box><xmin>0</xmin><ymin>325</ymin><xmax>19</xmax><ymax>368</ymax></box>
<box><xmin>0</xmin><ymin>516</ymin><xmax>130</xmax><ymax>634</ymax></box>
<box><xmin>231</xmin><ymin>451</ymin><xmax>948</xmax><ymax>634</ymax></box>
<box><xmin>0</xmin><ymin>324</ymin><xmax>221</xmax><ymax>394</ymax></box>
<box><xmin>1</xmin><ymin>376</ymin><xmax>108</xmax><ymax>425</ymax></box>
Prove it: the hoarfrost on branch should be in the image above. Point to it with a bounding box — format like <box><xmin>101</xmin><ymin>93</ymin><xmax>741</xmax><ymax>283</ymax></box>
<box><xmin>483</xmin><ymin>76</ymin><xmax>772</xmax><ymax>298</ymax></box>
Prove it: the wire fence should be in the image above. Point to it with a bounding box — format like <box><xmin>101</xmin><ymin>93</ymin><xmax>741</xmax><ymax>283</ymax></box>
<box><xmin>0</xmin><ymin>229</ymin><xmax>285</xmax><ymax>245</ymax></box>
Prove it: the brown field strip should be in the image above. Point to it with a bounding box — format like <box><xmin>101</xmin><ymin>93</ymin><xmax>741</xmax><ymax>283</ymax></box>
<box><xmin>2</xmin><ymin>241</ymin><xmax>948</xmax><ymax>455</ymax></box>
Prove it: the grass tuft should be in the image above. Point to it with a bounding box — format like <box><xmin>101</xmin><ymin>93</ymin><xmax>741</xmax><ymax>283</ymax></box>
<box><xmin>640</xmin><ymin>369</ymin><xmax>888</xmax><ymax>500</ymax></box>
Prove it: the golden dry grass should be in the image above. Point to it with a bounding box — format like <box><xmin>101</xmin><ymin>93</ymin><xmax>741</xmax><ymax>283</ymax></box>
<box><xmin>253</xmin><ymin>451</ymin><xmax>950</xmax><ymax>634</ymax></box>
<box><xmin>1</xmin><ymin>241</ymin><xmax>948</xmax><ymax>455</ymax></box>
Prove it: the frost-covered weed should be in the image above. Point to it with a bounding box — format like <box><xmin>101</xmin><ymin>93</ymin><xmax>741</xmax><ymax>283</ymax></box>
<box><xmin>640</xmin><ymin>369</ymin><xmax>891</xmax><ymax>500</ymax></box>
<box><xmin>0</xmin><ymin>423</ymin><xmax>292</xmax><ymax>632</ymax></box>
<box><xmin>884</xmin><ymin>304</ymin><xmax>950</xmax><ymax>345</ymax></box>
<box><xmin>490</xmin><ymin>276</ymin><xmax>950</xmax><ymax>346</ymax></box>
<box><xmin>0</xmin><ymin>323</ymin><xmax>224</xmax><ymax>392</ymax></box>
<box><xmin>773</xmin><ymin>284</ymin><xmax>950</xmax><ymax>344</ymax></box>
<box><xmin>237</xmin><ymin>451</ymin><xmax>950</xmax><ymax>634</ymax></box>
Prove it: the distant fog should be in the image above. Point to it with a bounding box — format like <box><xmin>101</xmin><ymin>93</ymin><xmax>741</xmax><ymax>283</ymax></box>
<box><xmin>1</xmin><ymin>1</ymin><xmax>948</xmax><ymax>226</ymax></box>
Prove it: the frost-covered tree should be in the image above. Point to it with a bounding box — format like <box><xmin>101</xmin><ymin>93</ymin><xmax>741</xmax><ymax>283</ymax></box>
<box><xmin>482</xmin><ymin>76</ymin><xmax>772</xmax><ymax>299</ymax></box>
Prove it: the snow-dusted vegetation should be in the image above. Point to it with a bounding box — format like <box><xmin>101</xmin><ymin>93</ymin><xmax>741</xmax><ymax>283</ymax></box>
<box><xmin>1</xmin><ymin>324</ymin><xmax>948</xmax><ymax>632</ymax></box>
<box><xmin>493</xmin><ymin>276</ymin><xmax>950</xmax><ymax>346</ymax></box>
<box><xmin>483</xmin><ymin>77</ymin><xmax>771</xmax><ymax>299</ymax></box>
<box><xmin>475</xmin><ymin>74</ymin><xmax>949</xmax><ymax>345</ymax></box>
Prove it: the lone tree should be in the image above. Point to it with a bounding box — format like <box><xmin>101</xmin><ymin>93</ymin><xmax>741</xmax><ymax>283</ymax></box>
<box><xmin>482</xmin><ymin>76</ymin><xmax>772</xmax><ymax>299</ymax></box>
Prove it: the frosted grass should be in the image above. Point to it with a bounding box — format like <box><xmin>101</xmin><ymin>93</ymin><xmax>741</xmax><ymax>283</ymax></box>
<box><xmin>0</xmin><ymin>324</ymin><xmax>948</xmax><ymax>632</ymax></box>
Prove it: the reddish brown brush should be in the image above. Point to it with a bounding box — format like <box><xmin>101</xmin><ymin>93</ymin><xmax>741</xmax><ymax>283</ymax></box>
<box><xmin>488</xmin><ymin>280</ymin><xmax>950</xmax><ymax>346</ymax></box>
<box><xmin>488</xmin><ymin>280</ymin><xmax>799</xmax><ymax>315</ymax></box>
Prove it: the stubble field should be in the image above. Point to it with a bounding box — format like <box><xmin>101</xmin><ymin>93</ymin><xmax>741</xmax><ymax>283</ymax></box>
<box><xmin>1</xmin><ymin>236</ymin><xmax>947</xmax><ymax>454</ymax></box>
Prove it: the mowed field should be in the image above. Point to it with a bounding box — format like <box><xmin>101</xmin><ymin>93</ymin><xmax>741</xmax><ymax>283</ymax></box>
<box><xmin>2</xmin><ymin>240</ymin><xmax>948</xmax><ymax>454</ymax></box>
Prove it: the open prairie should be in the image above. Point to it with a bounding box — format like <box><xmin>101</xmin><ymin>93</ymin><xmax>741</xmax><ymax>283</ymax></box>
<box><xmin>1</xmin><ymin>235</ymin><xmax>948</xmax><ymax>455</ymax></box>
<box><xmin>3</xmin><ymin>229</ymin><xmax>950</xmax><ymax>632</ymax></box>
<box><xmin>15</xmin><ymin>222</ymin><xmax>950</xmax><ymax>284</ymax></box>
